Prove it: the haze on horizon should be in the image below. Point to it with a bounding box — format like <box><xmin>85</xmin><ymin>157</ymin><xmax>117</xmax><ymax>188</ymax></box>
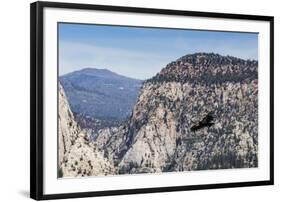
<box><xmin>59</xmin><ymin>23</ymin><xmax>258</xmax><ymax>80</ymax></box>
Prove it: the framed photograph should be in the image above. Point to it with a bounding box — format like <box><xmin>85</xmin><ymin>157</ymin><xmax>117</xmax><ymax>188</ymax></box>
<box><xmin>30</xmin><ymin>1</ymin><xmax>274</xmax><ymax>200</ymax></box>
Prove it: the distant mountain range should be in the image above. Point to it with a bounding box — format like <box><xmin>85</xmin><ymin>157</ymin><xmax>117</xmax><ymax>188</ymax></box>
<box><xmin>59</xmin><ymin>68</ymin><xmax>142</xmax><ymax>122</ymax></box>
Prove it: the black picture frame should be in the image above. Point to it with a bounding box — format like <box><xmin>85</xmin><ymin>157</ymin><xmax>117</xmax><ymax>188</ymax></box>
<box><xmin>30</xmin><ymin>1</ymin><xmax>274</xmax><ymax>200</ymax></box>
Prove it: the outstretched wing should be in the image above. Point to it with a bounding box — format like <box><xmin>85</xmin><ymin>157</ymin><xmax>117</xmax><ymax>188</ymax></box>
<box><xmin>191</xmin><ymin>113</ymin><xmax>215</xmax><ymax>131</ymax></box>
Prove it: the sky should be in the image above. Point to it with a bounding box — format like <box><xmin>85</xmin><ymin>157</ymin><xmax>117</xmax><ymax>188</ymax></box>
<box><xmin>59</xmin><ymin>23</ymin><xmax>258</xmax><ymax>80</ymax></box>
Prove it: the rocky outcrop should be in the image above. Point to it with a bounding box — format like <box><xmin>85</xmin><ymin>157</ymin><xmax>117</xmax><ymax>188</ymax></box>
<box><xmin>105</xmin><ymin>53</ymin><xmax>258</xmax><ymax>174</ymax></box>
<box><xmin>58</xmin><ymin>83</ymin><xmax>80</xmax><ymax>167</ymax></box>
<box><xmin>58</xmin><ymin>83</ymin><xmax>115</xmax><ymax>177</ymax></box>
<box><xmin>60</xmin><ymin>132</ymin><xmax>115</xmax><ymax>177</ymax></box>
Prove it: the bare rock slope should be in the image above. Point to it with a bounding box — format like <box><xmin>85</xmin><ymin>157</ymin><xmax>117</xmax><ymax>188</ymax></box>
<box><xmin>58</xmin><ymin>83</ymin><xmax>115</xmax><ymax>177</ymax></box>
<box><xmin>104</xmin><ymin>53</ymin><xmax>258</xmax><ymax>174</ymax></box>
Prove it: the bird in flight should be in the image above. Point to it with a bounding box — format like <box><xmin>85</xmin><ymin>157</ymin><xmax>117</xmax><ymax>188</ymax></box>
<box><xmin>191</xmin><ymin>112</ymin><xmax>215</xmax><ymax>132</ymax></box>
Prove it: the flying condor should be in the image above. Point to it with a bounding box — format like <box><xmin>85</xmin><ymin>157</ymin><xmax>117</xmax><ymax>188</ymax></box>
<box><xmin>191</xmin><ymin>112</ymin><xmax>215</xmax><ymax>132</ymax></box>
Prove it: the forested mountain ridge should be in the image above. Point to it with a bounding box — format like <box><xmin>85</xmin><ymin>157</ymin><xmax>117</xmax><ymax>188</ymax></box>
<box><xmin>60</xmin><ymin>68</ymin><xmax>142</xmax><ymax>122</ymax></box>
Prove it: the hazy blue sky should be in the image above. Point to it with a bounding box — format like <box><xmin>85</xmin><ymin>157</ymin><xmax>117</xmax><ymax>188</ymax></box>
<box><xmin>59</xmin><ymin>23</ymin><xmax>258</xmax><ymax>80</ymax></box>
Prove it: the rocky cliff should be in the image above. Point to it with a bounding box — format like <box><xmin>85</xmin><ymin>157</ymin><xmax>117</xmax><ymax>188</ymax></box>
<box><xmin>103</xmin><ymin>53</ymin><xmax>258</xmax><ymax>174</ymax></box>
<box><xmin>58</xmin><ymin>83</ymin><xmax>80</xmax><ymax>167</ymax></box>
<box><xmin>58</xmin><ymin>83</ymin><xmax>115</xmax><ymax>177</ymax></box>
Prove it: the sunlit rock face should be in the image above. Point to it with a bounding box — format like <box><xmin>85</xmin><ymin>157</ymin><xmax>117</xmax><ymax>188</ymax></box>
<box><xmin>58</xmin><ymin>83</ymin><xmax>115</xmax><ymax>177</ymax></box>
<box><xmin>110</xmin><ymin>53</ymin><xmax>258</xmax><ymax>174</ymax></box>
<box><xmin>58</xmin><ymin>83</ymin><xmax>80</xmax><ymax>168</ymax></box>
